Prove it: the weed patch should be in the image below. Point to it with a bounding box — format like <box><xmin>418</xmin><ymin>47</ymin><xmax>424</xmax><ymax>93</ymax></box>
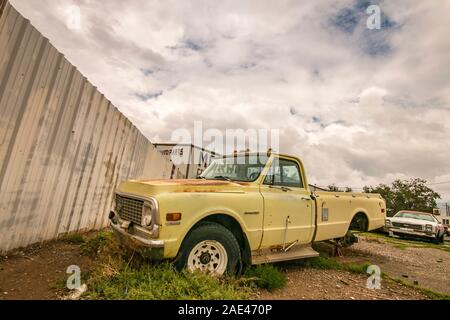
<box><xmin>243</xmin><ymin>265</ymin><xmax>286</xmax><ymax>291</ymax></box>
<box><xmin>81</xmin><ymin>232</ymin><xmax>113</xmax><ymax>256</ymax></box>
<box><xmin>292</xmin><ymin>255</ymin><xmax>370</xmax><ymax>274</ymax></box>
<box><xmin>82</xmin><ymin>232</ymin><xmax>256</xmax><ymax>299</ymax></box>
<box><xmin>63</xmin><ymin>233</ymin><xmax>85</xmax><ymax>245</ymax></box>
<box><xmin>87</xmin><ymin>260</ymin><xmax>253</xmax><ymax>300</ymax></box>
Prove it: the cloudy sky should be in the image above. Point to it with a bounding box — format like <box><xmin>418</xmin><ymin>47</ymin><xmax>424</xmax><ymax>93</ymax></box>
<box><xmin>10</xmin><ymin>0</ymin><xmax>450</xmax><ymax>202</ymax></box>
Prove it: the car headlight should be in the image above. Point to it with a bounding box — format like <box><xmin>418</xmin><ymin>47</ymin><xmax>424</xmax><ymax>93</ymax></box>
<box><xmin>425</xmin><ymin>224</ymin><xmax>433</xmax><ymax>232</ymax></box>
<box><xmin>142</xmin><ymin>200</ymin><xmax>157</xmax><ymax>227</ymax></box>
<box><xmin>143</xmin><ymin>213</ymin><xmax>152</xmax><ymax>226</ymax></box>
<box><xmin>385</xmin><ymin>220</ymin><xmax>391</xmax><ymax>227</ymax></box>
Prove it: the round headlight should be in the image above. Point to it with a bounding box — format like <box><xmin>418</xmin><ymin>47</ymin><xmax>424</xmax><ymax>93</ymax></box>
<box><xmin>143</xmin><ymin>214</ymin><xmax>152</xmax><ymax>226</ymax></box>
<box><xmin>142</xmin><ymin>202</ymin><xmax>154</xmax><ymax>226</ymax></box>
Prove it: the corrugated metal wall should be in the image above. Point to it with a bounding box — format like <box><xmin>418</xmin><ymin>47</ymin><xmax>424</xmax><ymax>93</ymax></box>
<box><xmin>0</xmin><ymin>1</ymin><xmax>175</xmax><ymax>252</ymax></box>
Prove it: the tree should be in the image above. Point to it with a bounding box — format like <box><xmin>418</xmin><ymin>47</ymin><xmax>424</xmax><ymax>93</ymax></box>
<box><xmin>364</xmin><ymin>178</ymin><xmax>441</xmax><ymax>217</ymax></box>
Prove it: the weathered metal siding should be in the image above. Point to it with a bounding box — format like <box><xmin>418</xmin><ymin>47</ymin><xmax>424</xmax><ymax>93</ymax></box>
<box><xmin>0</xmin><ymin>2</ymin><xmax>174</xmax><ymax>252</ymax></box>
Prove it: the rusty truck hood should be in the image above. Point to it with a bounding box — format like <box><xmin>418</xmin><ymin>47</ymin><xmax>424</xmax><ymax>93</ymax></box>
<box><xmin>116</xmin><ymin>178</ymin><xmax>248</xmax><ymax>197</ymax></box>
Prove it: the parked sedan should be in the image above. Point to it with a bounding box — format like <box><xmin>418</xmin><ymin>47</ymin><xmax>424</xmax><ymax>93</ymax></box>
<box><xmin>385</xmin><ymin>210</ymin><xmax>446</xmax><ymax>244</ymax></box>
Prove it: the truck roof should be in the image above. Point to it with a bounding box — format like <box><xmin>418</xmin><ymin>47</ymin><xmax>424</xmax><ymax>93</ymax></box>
<box><xmin>214</xmin><ymin>151</ymin><xmax>296</xmax><ymax>159</ymax></box>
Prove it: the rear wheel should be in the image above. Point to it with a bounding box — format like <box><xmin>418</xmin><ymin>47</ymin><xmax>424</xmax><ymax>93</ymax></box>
<box><xmin>350</xmin><ymin>213</ymin><xmax>368</xmax><ymax>232</ymax></box>
<box><xmin>175</xmin><ymin>223</ymin><xmax>241</xmax><ymax>276</ymax></box>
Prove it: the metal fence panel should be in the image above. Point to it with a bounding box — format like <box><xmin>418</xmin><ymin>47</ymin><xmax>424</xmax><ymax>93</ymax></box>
<box><xmin>0</xmin><ymin>1</ymin><xmax>174</xmax><ymax>252</ymax></box>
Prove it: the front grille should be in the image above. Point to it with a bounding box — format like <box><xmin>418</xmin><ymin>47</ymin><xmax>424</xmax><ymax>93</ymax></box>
<box><xmin>392</xmin><ymin>222</ymin><xmax>423</xmax><ymax>231</ymax></box>
<box><xmin>115</xmin><ymin>194</ymin><xmax>144</xmax><ymax>225</ymax></box>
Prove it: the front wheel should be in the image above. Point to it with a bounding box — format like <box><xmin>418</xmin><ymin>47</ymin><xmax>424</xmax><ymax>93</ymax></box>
<box><xmin>174</xmin><ymin>223</ymin><xmax>241</xmax><ymax>276</ymax></box>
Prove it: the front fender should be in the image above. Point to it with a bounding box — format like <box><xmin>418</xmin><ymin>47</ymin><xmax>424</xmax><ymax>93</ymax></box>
<box><xmin>156</xmin><ymin>192</ymin><xmax>262</xmax><ymax>258</ymax></box>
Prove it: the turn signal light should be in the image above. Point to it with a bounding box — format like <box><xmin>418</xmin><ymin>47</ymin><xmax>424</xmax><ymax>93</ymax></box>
<box><xmin>166</xmin><ymin>212</ymin><xmax>182</xmax><ymax>222</ymax></box>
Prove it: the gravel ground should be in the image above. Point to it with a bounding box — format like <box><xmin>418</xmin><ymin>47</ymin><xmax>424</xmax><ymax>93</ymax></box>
<box><xmin>342</xmin><ymin>235</ymin><xmax>450</xmax><ymax>294</ymax></box>
<box><xmin>258</xmin><ymin>268</ymin><xmax>428</xmax><ymax>300</ymax></box>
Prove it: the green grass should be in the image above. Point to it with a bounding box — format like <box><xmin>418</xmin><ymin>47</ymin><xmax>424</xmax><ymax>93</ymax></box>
<box><xmin>393</xmin><ymin>243</ymin><xmax>408</xmax><ymax>250</ymax></box>
<box><xmin>243</xmin><ymin>265</ymin><xmax>287</xmax><ymax>291</ymax></box>
<box><xmin>50</xmin><ymin>276</ymin><xmax>69</xmax><ymax>291</ymax></box>
<box><xmin>293</xmin><ymin>255</ymin><xmax>371</xmax><ymax>274</ymax></box>
<box><xmin>63</xmin><ymin>233</ymin><xmax>86</xmax><ymax>245</ymax></box>
<box><xmin>82</xmin><ymin>231</ymin><xmax>286</xmax><ymax>299</ymax></box>
<box><xmin>80</xmin><ymin>232</ymin><xmax>113</xmax><ymax>256</ymax></box>
<box><xmin>87</xmin><ymin>261</ymin><xmax>253</xmax><ymax>300</ymax></box>
<box><xmin>362</xmin><ymin>232</ymin><xmax>450</xmax><ymax>253</ymax></box>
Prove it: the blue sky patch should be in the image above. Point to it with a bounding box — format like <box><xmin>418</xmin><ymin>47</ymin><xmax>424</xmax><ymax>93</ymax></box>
<box><xmin>330</xmin><ymin>0</ymin><xmax>396</xmax><ymax>56</ymax></box>
<box><xmin>134</xmin><ymin>91</ymin><xmax>163</xmax><ymax>101</ymax></box>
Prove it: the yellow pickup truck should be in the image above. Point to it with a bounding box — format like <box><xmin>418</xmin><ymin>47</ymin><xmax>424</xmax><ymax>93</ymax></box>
<box><xmin>109</xmin><ymin>152</ymin><xmax>386</xmax><ymax>275</ymax></box>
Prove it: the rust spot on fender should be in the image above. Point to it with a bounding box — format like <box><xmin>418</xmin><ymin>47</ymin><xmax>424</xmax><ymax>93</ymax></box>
<box><xmin>137</xmin><ymin>179</ymin><xmax>232</xmax><ymax>186</ymax></box>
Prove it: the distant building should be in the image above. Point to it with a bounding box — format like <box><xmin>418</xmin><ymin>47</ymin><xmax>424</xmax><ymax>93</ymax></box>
<box><xmin>154</xmin><ymin>143</ymin><xmax>217</xmax><ymax>179</ymax></box>
<box><xmin>436</xmin><ymin>204</ymin><xmax>450</xmax><ymax>225</ymax></box>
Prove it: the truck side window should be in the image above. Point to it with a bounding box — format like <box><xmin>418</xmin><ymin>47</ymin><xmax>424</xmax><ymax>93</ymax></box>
<box><xmin>263</xmin><ymin>168</ymin><xmax>273</xmax><ymax>185</ymax></box>
<box><xmin>264</xmin><ymin>159</ymin><xmax>304</xmax><ymax>188</ymax></box>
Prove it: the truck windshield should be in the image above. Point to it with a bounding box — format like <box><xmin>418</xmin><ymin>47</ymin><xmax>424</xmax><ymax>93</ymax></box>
<box><xmin>394</xmin><ymin>212</ymin><xmax>436</xmax><ymax>222</ymax></box>
<box><xmin>200</xmin><ymin>155</ymin><xmax>268</xmax><ymax>182</ymax></box>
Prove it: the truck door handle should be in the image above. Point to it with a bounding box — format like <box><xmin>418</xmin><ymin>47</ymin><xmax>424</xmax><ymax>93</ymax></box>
<box><xmin>301</xmin><ymin>197</ymin><xmax>311</xmax><ymax>201</ymax></box>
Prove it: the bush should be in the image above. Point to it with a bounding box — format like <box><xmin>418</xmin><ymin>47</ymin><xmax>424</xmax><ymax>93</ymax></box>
<box><xmin>243</xmin><ymin>265</ymin><xmax>286</xmax><ymax>291</ymax></box>
<box><xmin>81</xmin><ymin>232</ymin><xmax>113</xmax><ymax>256</ymax></box>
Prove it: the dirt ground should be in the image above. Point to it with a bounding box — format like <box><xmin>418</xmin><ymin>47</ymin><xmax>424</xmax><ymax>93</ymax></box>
<box><xmin>0</xmin><ymin>240</ymin><xmax>92</xmax><ymax>300</ymax></box>
<box><xmin>342</xmin><ymin>235</ymin><xmax>450</xmax><ymax>294</ymax></box>
<box><xmin>0</xmin><ymin>233</ymin><xmax>448</xmax><ymax>300</ymax></box>
<box><xmin>258</xmin><ymin>268</ymin><xmax>428</xmax><ymax>300</ymax></box>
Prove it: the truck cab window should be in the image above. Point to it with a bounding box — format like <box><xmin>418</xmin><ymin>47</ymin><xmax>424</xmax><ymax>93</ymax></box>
<box><xmin>264</xmin><ymin>158</ymin><xmax>303</xmax><ymax>188</ymax></box>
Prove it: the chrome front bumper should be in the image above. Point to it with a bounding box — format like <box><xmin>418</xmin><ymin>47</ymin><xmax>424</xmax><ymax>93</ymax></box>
<box><xmin>110</xmin><ymin>220</ymin><xmax>164</xmax><ymax>248</ymax></box>
<box><xmin>388</xmin><ymin>227</ymin><xmax>435</xmax><ymax>238</ymax></box>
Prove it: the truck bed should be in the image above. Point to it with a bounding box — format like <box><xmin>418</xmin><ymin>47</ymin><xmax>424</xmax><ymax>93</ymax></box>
<box><xmin>313</xmin><ymin>191</ymin><xmax>386</xmax><ymax>242</ymax></box>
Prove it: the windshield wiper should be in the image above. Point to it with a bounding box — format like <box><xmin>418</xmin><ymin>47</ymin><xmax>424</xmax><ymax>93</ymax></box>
<box><xmin>197</xmin><ymin>176</ymin><xmax>206</xmax><ymax>179</ymax></box>
<box><xmin>214</xmin><ymin>175</ymin><xmax>232</xmax><ymax>182</ymax></box>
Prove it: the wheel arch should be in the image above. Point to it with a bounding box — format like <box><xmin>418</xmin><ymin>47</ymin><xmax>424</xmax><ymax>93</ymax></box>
<box><xmin>176</xmin><ymin>213</ymin><xmax>252</xmax><ymax>268</ymax></box>
<box><xmin>349</xmin><ymin>210</ymin><xmax>370</xmax><ymax>232</ymax></box>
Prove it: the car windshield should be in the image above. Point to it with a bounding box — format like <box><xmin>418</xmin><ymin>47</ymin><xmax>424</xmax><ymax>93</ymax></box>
<box><xmin>394</xmin><ymin>211</ymin><xmax>435</xmax><ymax>222</ymax></box>
<box><xmin>200</xmin><ymin>155</ymin><xmax>268</xmax><ymax>182</ymax></box>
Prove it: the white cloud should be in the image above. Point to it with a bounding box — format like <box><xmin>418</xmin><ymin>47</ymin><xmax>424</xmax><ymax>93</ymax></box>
<box><xmin>10</xmin><ymin>0</ymin><xmax>450</xmax><ymax>201</ymax></box>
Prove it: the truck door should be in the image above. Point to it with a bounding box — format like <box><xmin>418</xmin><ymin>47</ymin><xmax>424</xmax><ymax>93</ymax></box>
<box><xmin>259</xmin><ymin>157</ymin><xmax>315</xmax><ymax>248</ymax></box>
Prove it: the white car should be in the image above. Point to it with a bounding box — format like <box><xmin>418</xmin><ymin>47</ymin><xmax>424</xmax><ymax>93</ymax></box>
<box><xmin>385</xmin><ymin>210</ymin><xmax>446</xmax><ymax>244</ymax></box>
